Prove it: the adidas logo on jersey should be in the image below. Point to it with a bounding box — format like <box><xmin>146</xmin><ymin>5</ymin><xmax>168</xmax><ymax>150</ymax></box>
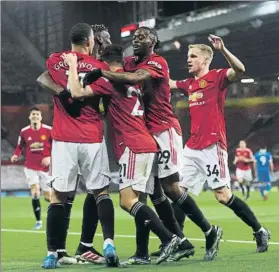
<box><xmin>28</xmin><ymin>137</ymin><xmax>32</xmax><ymax>141</ymax></box>
<box><xmin>164</xmin><ymin>165</ymin><xmax>170</xmax><ymax>170</ymax></box>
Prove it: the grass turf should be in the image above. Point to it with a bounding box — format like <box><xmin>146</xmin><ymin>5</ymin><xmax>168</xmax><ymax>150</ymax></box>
<box><xmin>1</xmin><ymin>191</ymin><xmax>279</xmax><ymax>272</ymax></box>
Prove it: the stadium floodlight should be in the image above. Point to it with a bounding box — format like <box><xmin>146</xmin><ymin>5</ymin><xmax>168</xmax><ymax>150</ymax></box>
<box><xmin>241</xmin><ymin>78</ymin><xmax>255</xmax><ymax>83</ymax></box>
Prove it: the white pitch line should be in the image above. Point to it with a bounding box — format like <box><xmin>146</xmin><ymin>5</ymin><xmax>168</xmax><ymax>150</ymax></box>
<box><xmin>2</xmin><ymin>228</ymin><xmax>279</xmax><ymax>245</ymax></box>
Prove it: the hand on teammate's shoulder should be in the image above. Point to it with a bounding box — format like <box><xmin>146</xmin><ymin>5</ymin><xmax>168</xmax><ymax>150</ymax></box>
<box><xmin>83</xmin><ymin>69</ymin><xmax>103</xmax><ymax>86</ymax></box>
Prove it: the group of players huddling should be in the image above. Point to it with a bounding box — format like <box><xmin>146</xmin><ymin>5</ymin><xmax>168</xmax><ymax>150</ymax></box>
<box><xmin>11</xmin><ymin>22</ymin><xmax>271</xmax><ymax>269</ymax></box>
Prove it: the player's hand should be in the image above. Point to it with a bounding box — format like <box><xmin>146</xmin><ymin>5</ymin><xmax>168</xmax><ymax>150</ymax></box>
<box><xmin>41</xmin><ymin>156</ymin><xmax>51</xmax><ymax>167</ymax></box>
<box><xmin>208</xmin><ymin>34</ymin><xmax>225</xmax><ymax>51</ymax></box>
<box><xmin>83</xmin><ymin>69</ymin><xmax>103</xmax><ymax>86</ymax></box>
<box><xmin>11</xmin><ymin>155</ymin><xmax>18</xmax><ymax>163</ymax></box>
<box><xmin>61</xmin><ymin>53</ymin><xmax>78</xmax><ymax>67</ymax></box>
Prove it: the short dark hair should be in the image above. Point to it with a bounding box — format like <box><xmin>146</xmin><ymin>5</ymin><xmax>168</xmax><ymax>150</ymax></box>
<box><xmin>69</xmin><ymin>23</ymin><xmax>92</xmax><ymax>45</ymax></box>
<box><xmin>100</xmin><ymin>44</ymin><xmax>123</xmax><ymax>64</ymax></box>
<box><xmin>29</xmin><ymin>106</ymin><xmax>41</xmax><ymax>113</ymax></box>
<box><xmin>138</xmin><ymin>27</ymin><xmax>161</xmax><ymax>49</ymax></box>
<box><xmin>91</xmin><ymin>24</ymin><xmax>108</xmax><ymax>35</ymax></box>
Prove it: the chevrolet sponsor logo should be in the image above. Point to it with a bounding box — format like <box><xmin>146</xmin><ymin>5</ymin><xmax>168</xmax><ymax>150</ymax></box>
<box><xmin>30</xmin><ymin>142</ymin><xmax>44</xmax><ymax>149</ymax></box>
<box><xmin>189</xmin><ymin>92</ymin><xmax>203</xmax><ymax>102</ymax></box>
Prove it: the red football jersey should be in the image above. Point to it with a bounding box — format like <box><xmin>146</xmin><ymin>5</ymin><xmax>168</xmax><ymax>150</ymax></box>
<box><xmin>124</xmin><ymin>54</ymin><xmax>182</xmax><ymax>135</ymax></box>
<box><xmin>176</xmin><ymin>69</ymin><xmax>230</xmax><ymax>150</ymax></box>
<box><xmin>14</xmin><ymin>124</ymin><xmax>52</xmax><ymax>172</ymax></box>
<box><xmin>91</xmin><ymin>74</ymin><xmax>159</xmax><ymax>160</ymax></box>
<box><xmin>235</xmin><ymin>147</ymin><xmax>253</xmax><ymax>170</ymax></box>
<box><xmin>46</xmin><ymin>51</ymin><xmax>109</xmax><ymax>143</ymax></box>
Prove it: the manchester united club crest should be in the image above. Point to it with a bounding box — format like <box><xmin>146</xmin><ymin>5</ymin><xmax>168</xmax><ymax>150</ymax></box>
<box><xmin>199</xmin><ymin>79</ymin><xmax>207</xmax><ymax>88</ymax></box>
<box><xmin>41</xmin><ymin>135</ymin><xmax>47</xmax><ymax>141</ymax></box>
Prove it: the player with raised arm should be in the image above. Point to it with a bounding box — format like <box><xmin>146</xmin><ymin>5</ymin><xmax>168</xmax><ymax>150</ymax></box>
<box><xmin>40</xmin><ymin>23</ymin><xmax>118</xmax><ymax>269</ymax></box>
<box><xmin>170</xmin><ymin>34</ymin><xmax>270</xmax><ymax>253</ymax></box>
<box><xmin>63</xmin><ymin>44</ymin><xmax>186</xmax><ymax>265</ymax></box>
<box><xmin>11</xmin><ymin>107</ymin><xmax>51</xmax><ymax>230</ymax></box>
<box><xmin>254</xmin><ymin>146</ymin><xmax>274</xmax><ymax>201</ymax></box>
<box><xmin>233</xmin><ymin>140</ymin><xmax>254</xmax><ymax>200</ymax></box>
<box><xmin>83</xmin><ymin>27</ymin><xmax>220</xmax><ymax>262</ymax></box>
<box><xmin>37</xmin><ymin>24</ymin><xmax>112</xmax><ymax>265</ymax></box>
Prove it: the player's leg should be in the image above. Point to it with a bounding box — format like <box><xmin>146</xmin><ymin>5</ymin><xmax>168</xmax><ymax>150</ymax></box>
<box><xmin>211</xmin><ymin>146</ymin><xmax>271</xmax><ymax>253</ymax></box>
<box><xmin>128</xmin><ymin>193</ymin><xmax>152</xmax><ymax>264</ymax></box>
<box><xmin>30</xmin><ymin>183</ymin><xmax>42</xmax><ymax>229</ymax></box>
<box><xmin>150</xmin><ymin>178</ymin><xmax>184</xmax><ymax>239</ymax></box>
<box><xmin>119</xmin><ymin>150</ymin><xmax>180</xmax><ymax>265</ymax></box>
<box><xmin>149</xmin><ymin>177</ymin><xmax>194</xmax><ymax>262</ymax></box>
<box><xmin>171</xmin><ymin>202</ymin><xmax>186</xmax><ymax>231</ymax></box>
<box><xmin>236</xmin><ymin>169</ymin><xmax>245</xmax><ymax>197</ymax></box>
<box><xmin>43</xmin><ymin>191</ymin><xmax>50</xmax><ymax>202</ymax></box>
<box><xmin>127</xmin><ymin>177</ymin><xmax>188</xmax><ymax>264</ymax></box>
<box><xmin>154</xmin><ymin>129</ymin><xmax>218</xmax><ymax>261</ymax></box>
<box><xmin>80</xmin><ymin>140</ymin><xmax>118</xmax><ymax>267</ymax></box>
<box><xmin>150</xmin><ymin>200</ymin><xmax>186</xmax><ymax>258</ymax></box>
<box><xmin>263</xmin><ymin>183</ymin><xmax>271</xmax><ymax>201</ymax></box>
<box><xmin>75</xmin><ymin>190</ymin><xmax>105</xmax><ymax>264</ymax></box>
<box><xmin>244</xmin><ymin>170</ymin><xmax>253</xmax><ymax>200</ymax></box>
<box><xmin>259</xmin><ymin>183</ymin><xmax>265</xmax><ymax>199</ymax></box>
<box><xmin>24</xmin><ymin>168</ymin><xmax>43</xmax><ymax>229</ymax></box>
<box><xmin>259</xmin><ymin>171</ymin><xmax>271</xmax><ymax>201</ymax></box>
<box><xmin>41</xmin><ymin>159</ymin><xmax>77</xmax><ymax>266</ymax></box>
<box><xmin>178</xmin><ymin>145</ymin><xmax>224</xmax><ymax>261</ymax></box>
<box><xmin>42</xmin><ymin>141</ymin><xmax>79</xmax><ymax>269</ymax></box>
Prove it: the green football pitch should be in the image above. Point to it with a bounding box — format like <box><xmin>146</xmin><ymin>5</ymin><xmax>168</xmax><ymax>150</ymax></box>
<box><xmin>1</xmin><ymin>191</ymin><xmax>279</xmax><ymax>272</ymax></box>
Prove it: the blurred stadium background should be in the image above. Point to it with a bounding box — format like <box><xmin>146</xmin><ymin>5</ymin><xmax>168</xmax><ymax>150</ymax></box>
<box><xmin>1</xmin><ymin>0</ymin><xmax>279</xmax><ymax>194</ymax></box>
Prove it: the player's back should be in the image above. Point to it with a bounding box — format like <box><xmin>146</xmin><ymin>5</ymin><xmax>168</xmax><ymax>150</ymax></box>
<box><xmin>92</xmin><ymin>77</ymin><xmax>158</xmax><ymax>160</ymax></box>
<box><xmin>124</xmin><ymin>54</ymin><xmax>181</xmax><ymax>134</ymax></box>
<box><xmin>46</xmin><ymin>51</ymin><xmax>108</xmax><ymax>143</ymax></box>
<box><xmin>255</xmin><ymin>151</ymin><xmax>271</xmax><ymax>172</ymax></box>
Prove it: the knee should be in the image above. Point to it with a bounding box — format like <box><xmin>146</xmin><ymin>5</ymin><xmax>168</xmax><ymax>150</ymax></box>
<box><xmin>120</xmin><ymin>194</ymin><xmax>137</xmax><ymax>212</ymax></box>
<box><xmin>138</xmin><ymin>192</ymin><xmax>147</xmax><ymax>204</ymax></box>
<box><xmin>214</xmin><ymin>187</ymin><xmax>232</xmax><ymax>204</ymax></box>
<box><xmin>43</xmin><ymin>191</ymin><xmax>51</xmax><ymax>202</ymax></box>
<box><xmin>50</xmin><ymin>189</ymin><xmax>68</xmax><ymax>204</ymax></box>
<box><xmin>93</xmin><ymin>186</ymin><xmax>109</xmax><ymax>199</ymax></box>
<box><xmin>161</xmin><ymin>180</ymin><xmax>181</xmax><ymax>201</ymax></box>
<box><xmin>31</xmin><ymin>184</ymin><xmax>40</xmax><ymax>198</ymax></box>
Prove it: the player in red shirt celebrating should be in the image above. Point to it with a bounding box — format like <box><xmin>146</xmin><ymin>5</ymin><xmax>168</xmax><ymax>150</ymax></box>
<box><xmin>234</xmin><ymin>140</ymin><xmax>254</xmax><ymax>200</ymax></box>
<box><xmin>83</xmin><ymin>27</ymin><xmax>218</xmax><ymax>262</ymax></box>
<box><xmin>11</xmin><ymin>107</ymin><xmax>52</xmax><ymax>230</ymax></box>
<box><xmin>38</xmin><ymin>24</ymin><xmax>112</xmax><ymax>265</ymax></box>
<box><xmin>40</xmin><ymin>23</ymin><xmax>118</xmax><ymax>269</ymax></box>
<box><xmin>63</xmin><ymin>44</ymin><xmax>185</xmax><ymax>264</ymax></box>
<box><xmin>171</xmin><ymin>35</ymin><xmax>270</xmax><ymax>253</ymax></box>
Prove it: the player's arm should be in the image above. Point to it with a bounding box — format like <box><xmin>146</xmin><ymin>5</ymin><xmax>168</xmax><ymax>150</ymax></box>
<box><xmin>169</xmin><ymin>79</ymin><xmax>179</xmax><ymax>90</ymax></box>
<box><xmin>233</xmin><ymin>156</ymin><xmax>238</xmax><ymax>165</ymax></box>
<box><xmin>37</xmin><ymin>71</ymin><xmax>65</xmax><ymax>95</ymax></box>
<box><xmin>208</xmin><ymin>34</ymin><xmax>245</xmax><ymax>82</ymax></box>
<box><xmin>11</xmin><ymin>133</ymin><xmax>25</xmax><ymax>163</ymax></box>
<box><xmin>41</xmin><ymin>130</ymin><xmax>52</xmax><ymax>167</ymax></box>
<box><xmin>101</xmin><ymin>69</ymin><xmax>151</xmax><ymax>85</ymax></box>
<box><xmin>61</xmin><ymin>53</ymin><xmax>95</xmax><ymax>99</ymax></box>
